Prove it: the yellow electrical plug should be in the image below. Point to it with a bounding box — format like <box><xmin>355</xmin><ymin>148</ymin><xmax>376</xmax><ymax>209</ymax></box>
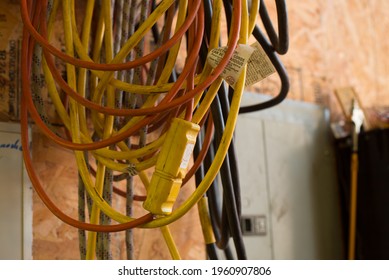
<box><xmin>143</xmin><ymin>118</ymin><xmax>200</xmax><ymax>215</ymax></box>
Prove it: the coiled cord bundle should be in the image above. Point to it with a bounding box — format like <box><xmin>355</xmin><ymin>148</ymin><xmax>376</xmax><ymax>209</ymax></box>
<box><xmin>20</xmin><ymin>0</ymin><xmax>288</xmax><ymax>260</ymax></box>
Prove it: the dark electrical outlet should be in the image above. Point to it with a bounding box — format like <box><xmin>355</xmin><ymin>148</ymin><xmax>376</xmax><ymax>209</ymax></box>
<box><xmin>241</xmin><ymin>215</ymin><xmax>267</xmax><ymax>236</ymax></box>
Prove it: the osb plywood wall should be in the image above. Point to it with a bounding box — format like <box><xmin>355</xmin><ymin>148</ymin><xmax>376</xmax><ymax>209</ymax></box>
<box><xmin>252</xmin><ymin>1</ymin><xmax>389</xmax><ymax>115</ymax></box>
<box><xmin>31</xmin><ymin>1</ymin><xmax>389</xmax><ymax>259</ymax></box>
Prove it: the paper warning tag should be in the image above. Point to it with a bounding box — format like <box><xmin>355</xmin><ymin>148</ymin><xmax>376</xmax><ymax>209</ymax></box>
<box><xmin>207</xmin><ymin>42</ymin><xmax>275</xmax><ymax>88</ymax></box>
<box><xmin>245</xmin><ymin>42</ymin><xmax>276</xmax><ymax>87</ymax></box>
<box><xmin>207</xmin><ymin>44</ymin><xmax>255</xmax><ymax>88</ymax></box>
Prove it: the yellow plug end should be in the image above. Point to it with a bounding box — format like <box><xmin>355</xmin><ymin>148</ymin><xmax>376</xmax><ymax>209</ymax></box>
<box><xmin>143</xmin><ymin>118</ymin><xmax>200</xmax><ymax>215</ymax></box>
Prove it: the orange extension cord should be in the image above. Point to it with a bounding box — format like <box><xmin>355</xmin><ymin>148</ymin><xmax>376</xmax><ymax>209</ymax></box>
<box><xmin>20</xmin><ymin>0</ymin><xmax>242</xmax><ymax>235</ymax></box>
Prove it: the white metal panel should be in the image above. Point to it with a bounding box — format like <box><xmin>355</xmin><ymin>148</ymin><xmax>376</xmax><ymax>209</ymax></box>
<box><xmin>0</xmin><ymin>122</ymin><xmax>32</xmax><ymax>259</ymax></box>
<box><xmin>235</xmin><ymin>118</ymin><xmax>273</xmax><ymax>259</ymax></box>
<box><xmin>265</xmin><ymin>120</ymin><xmax>320</xmax><ymax>259</ymax></box>
<box><xmin>235</xmin><ymin>92</ymin><xmax>343</xmax><ymax>259</ymax></box>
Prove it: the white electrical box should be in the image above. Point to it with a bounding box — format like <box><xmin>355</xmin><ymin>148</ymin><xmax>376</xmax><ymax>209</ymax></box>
<box><xmin>0</xmin><ymin>122</ymin><xmax>32</xmax><ymax>260</ymax></box>
<box><xmin>235</xmin><ymin>93</ymin><xmax>343</xmax><ymax>259</ymax></box>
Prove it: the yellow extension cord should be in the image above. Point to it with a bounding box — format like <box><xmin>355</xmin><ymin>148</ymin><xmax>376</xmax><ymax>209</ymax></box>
<box><xmin>40</xmin><ymin>0</ymin><xmax>254</xmax><ymax>259</ymax></box>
